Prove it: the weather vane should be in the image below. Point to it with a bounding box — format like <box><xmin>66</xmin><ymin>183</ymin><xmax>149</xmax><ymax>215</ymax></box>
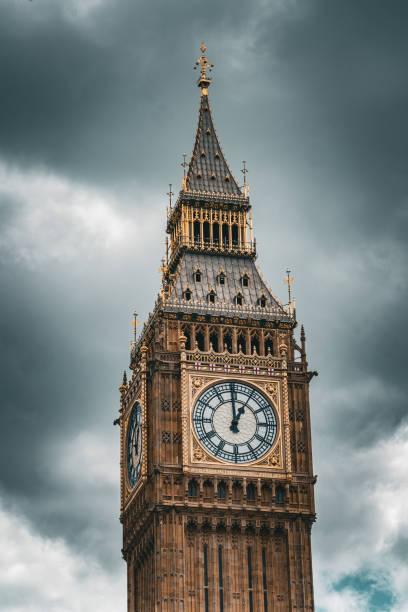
<box><xmin>193</xmin><ymin>42</ymin><xmax>214</xmax><ymax>93</ymax></box>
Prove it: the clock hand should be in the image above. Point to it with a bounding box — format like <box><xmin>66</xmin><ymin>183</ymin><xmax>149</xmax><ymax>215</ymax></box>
<box><xmin>229</xmin><ymin>383</ymin><xmax>240</xmax><ymax>433</ymax></box>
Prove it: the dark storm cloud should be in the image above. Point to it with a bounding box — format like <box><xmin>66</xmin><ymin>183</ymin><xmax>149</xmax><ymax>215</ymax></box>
<box><xmin>0</xmin><ymin>0</ymin><xmax>258</xmax><ymax>189</ymax></box>
<box><xmin>1</xmin><ymin>0</ymin><xmax>408</xmax><ymax>607</ymax></box>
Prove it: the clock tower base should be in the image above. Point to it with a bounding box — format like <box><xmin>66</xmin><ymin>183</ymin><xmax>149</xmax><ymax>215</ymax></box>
<box><xmin>125</xmin><ymin>505</ymin><xmax>314</xmax><ymax>611</ymax></box>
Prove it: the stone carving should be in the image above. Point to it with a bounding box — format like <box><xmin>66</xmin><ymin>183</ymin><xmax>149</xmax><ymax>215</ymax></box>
<box><xmin>192</xmin><ymin>439</ymin><xmax>211</xmax><ymax>463</ymax></box>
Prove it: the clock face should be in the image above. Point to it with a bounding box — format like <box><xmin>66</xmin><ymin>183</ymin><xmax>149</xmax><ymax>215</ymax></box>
<box><xmin>193</xmin><ymin>381</ymin><xmax>277</xmax><ymax>464</ymax></box>
<box><xmin>127</xmin><ymin>402</ymin><xmax>142</xmax><ymax>488</ymax></box>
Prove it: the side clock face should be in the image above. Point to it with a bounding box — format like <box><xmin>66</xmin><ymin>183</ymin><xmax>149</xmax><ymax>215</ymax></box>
<box><xmin>127</xmin><ymin>402</ymin><xmax>142</xmax><ymax>488</ymax></box>
<box><xmin>193</xmin><ymin>381</ymin><xmax>277</xmax><ymax>464</ymax></box>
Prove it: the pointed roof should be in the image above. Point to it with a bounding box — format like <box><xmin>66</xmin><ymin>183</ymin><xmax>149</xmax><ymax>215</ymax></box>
<box><xmin>185</xmin><ymin>94</ymin><xmax>243</xmax><ymax>197</ymax></box>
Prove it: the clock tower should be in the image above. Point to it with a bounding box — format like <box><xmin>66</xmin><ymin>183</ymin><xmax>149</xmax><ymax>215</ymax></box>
<box><xmin>118</xmin><ymin>43</ymin><xmax>317</xmax><ymax>611</ymax></box>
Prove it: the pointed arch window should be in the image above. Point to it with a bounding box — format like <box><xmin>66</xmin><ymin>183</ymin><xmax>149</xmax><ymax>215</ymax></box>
<box><xmin>258</xmin><ymin>295</ymin><xmax>267</xmax><ymax>308</ymax></box>
<box><xmin>218</xmin><ymin>271</ymin><xmax>226</xmax><ymax>285</ymax></box>
<box><xmin>275</xmin><ymin>485</ymin><xmax>285</xmax><ymax>504</ymax></box>
<box><xmin>184</xmin><ymin>288</ymin><xmax>192</xmax><ymax>301</ymax></box>
<box><xmin>209</xmin><ymin>329</ymin><xmax>219</xmax><ymax>352</ymax></box>
<box><xmin>188</xmin><ymin>479</ymin><xmax>198</xmax><ymax>498</ymax></box>
<box><xmin>246</xmin><ymin>483</ymin><xmax>256</xmax><ymax>502</ymax></box>
<box><xmin>194</xmin><ymin>269</ymin><xmax>202</xmax><ymax>283</ymax></box>
<box><xmin>217</xmin><ymin>481</ymin><xmax>227</xmax><ymax>500</ymax></box>
<box><xmin>241</xmin><ymin>273</ymin><xmax>250</xmax><ymax>288</ymax></box>
<box><xmin>208</xmin><ymin>290</ymin><xmax>216</xmax><ymax>304</ymax></box>
<box><xmin>235</xmin><ymin>292</ymin><xmax>244</xmax><ymax>306</ymax></box>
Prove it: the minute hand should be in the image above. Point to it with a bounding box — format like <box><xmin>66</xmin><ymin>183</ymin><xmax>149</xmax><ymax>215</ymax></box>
<box><xmin>229</xmin><ymin>384</ymin><xmax>240</xmax><ymax>432</ymax></box>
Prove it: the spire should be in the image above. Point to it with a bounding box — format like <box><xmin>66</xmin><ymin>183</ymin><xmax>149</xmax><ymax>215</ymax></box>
<box><xmin>185</xmin><ymin>43</ymin><xmax>243</xmax><ymax>198</ymax></box>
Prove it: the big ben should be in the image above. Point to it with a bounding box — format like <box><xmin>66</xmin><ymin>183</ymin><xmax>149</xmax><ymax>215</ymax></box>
<box><xmin>118</xmin><ymin>43</ymin><xmax>317</xmax><ymax>611</ymax></box>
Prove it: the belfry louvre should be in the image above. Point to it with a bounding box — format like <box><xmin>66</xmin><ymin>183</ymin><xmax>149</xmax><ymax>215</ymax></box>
<box><xmin>118</xmin><ymin>43</ymin><xmax>317</xmax><ymax>611</ymax></box>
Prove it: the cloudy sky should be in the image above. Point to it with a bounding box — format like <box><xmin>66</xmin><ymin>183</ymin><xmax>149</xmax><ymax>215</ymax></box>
<box><xmin>0</xmin><ymin>0</ymin><xmax>407</xmax><ymax>610</ymax></box>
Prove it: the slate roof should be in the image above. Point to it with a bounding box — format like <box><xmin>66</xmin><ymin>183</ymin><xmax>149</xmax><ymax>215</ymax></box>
<box><xmin>164</xmin><ymin>252</ymin><xmax>291</xmax><ymax>322</ymax></box>
<box><xmin>185</xmin><ymin>94</ymin><xmax>243</xmax><ymax>197</ymax></box>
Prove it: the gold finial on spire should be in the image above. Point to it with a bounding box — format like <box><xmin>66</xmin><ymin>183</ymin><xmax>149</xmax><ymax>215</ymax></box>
<box><xmin>181</xmin><ymin>153</ymin><xmax>187</xmax><ymax>190</ymax></box>
<box><xmin>193</xmin><ymin>41</ymin><xmax>214</xmax><ymax>95</ymax></box>
<box><xmin>131</xmin><ymin>311</ymin><xmax>140</xmax><ymax>349</ymax></box>
<box><xmin>241</xmin><ymin>160</ymin><xmax>249</xmax><ymax>197</ymax></box>
<box><xmin>284</xmin><ymin>268</ymin><xmax>294</xmax><ymax>316</ymax></box>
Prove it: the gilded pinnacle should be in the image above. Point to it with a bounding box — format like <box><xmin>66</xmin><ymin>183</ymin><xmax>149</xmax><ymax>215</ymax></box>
<box><xmin>193</xmin><ymin>41</ymin><xmax>214</xmax><ymax>95</ymax></box>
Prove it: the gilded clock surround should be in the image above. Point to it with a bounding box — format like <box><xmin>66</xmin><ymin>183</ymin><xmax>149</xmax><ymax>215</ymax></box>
<box><xmin>118</xmin><ymin>44</ymin><xmax>317</xmax><ymax>612</ymax></box>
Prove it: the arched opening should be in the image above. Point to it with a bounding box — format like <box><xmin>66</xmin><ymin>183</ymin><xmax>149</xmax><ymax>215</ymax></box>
<box><xmin>222</xmin><ymin>223</ymin><xmax>229</xmax><ymax>246</ymax></box>
<box><xmin>246</xmin><ymin>483</ymin><xmax>256</xmax><ymax>502</ymax></box>
<box><xmin>218</xmin><ymin>271</ymin><xmax>226</xmax><ymax>285</ymax></box>
<box><xmin>232</xmin><ymin>481</ymin><xmax>242</xmax><ymax>503</ymax></box>
<box><xmin>261</xmin><ymin>484</ymin><xmax>272</xmax><ymax>505</ymax></box>
<box><xmin>258</xmin><ymin>295</ymin><xmax>267</xmax><ymax>308</ymax></box>
<box><xmin>251</xmin><ymin>333</ymin><xmax>260</xmax><ymax>355</ymax></box>
<box><xmin>213</xmin><ymin>222</ymin><xmax>220</xmax><ymax>245</ymax></box>
<box><xmin>231</xmin><ymin>224</ymin><xmax>239</xmax><ymax>246</ymax></box>
<box><xmin>237</xmin><ymin>331</ymin><xmax>246</xmax><ymax>354</ymax></box>
<box><xmin>188</xmin><ymin>479</ymin><xmax>198</xmax><ymax>498</ymax></box>
<box><xmin>184</xmin><ymin>288</ymin><xmax>192</xmax><ymax>301</ymax></box>
<box><xmin>223</xmin><ymin>330</ymin><xmax>232</xmax><ymax>353</ymax></box>
<box><xmin>217</xmin><ymin>481</ymin><xmax>227</xmax><ymax>500</ymax></box>
<box><xmin>208</xmin><ymin>290</ymin><xmax>216</xmax><ymax>304</ymax></box>
<box><xmin>275</xmin><ymin>485</ymin><xmax>285</xmax><ymax>504</ymax></box>
<box><xmin>209</xmin><ymin>330</ymin><xmax>219</xmax><ymax>352</ymax></box>
<box><xmin>194</xmin><ymin>269</ymin><xmax>202</xmax><ymax>283</ymax></box>
<box><xmin>265</xmin><ymin>335</ymin><xmax>274</xmax><ymax>355</ymax></box>
<box><xmin>241</xmin><ymin>273</ymin><xmax>250</xmax><ymax>288</ymax></box>
<box><xmin>183</xmin><ymin>327</ymin><xmax>191</xmax><ymax>350</ymax></box>
<box><xmin>203</xmin><ymin>221</ymin><xmax>210</xmax><ymax>243</ymax></box>
<box><xmin>203</xmin><ymin>480</ymin><xmax>212</xmax><ymax>502</ymax></box>
<box><xmin>193</xmin><ymin>220</ymin><xmax>201</xmax><ymax>244</ymax></box>
<box><xmin>235</xmin><ymin>292</ymin><xmax>243</xmax><ymax>306</ymax></box>
<box><xmin>195</xmin><ymin>330</ymin><xmax>205</xmax><ymax>351</ymax></box>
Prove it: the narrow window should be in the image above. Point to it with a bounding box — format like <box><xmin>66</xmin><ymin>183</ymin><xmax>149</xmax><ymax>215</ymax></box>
<box><xmin>242</xmin><ymin>274</ymin><xmax>249</xmax><ymax>288</ymax></box>
<box><xmin>218</xmin><ymin>272</ymin><xmax>226</xmax><ymax>285</ymax></box>
<box><xmin>246</xmin><ymin>483</ymin><xmax>256</xmax><ymax>502</ymax></box>
<box><xmin>231</xmin><ymin>224</ymin><xmax>239</xmax><ymax>245</ymax></box>
<box><xmin>203</xmin><ymin>221</ymin><xmax>210</xmax><ymax>243</ymax></box>
<box><xmin>213</xmin><ymin>222</ymin><xmax>220</xmax><ymax>244</ymax></box>
<box><xmin>209</xmin><ymin>331</ymin><xmax>219</xmax><ymax>352</ymax></box>
<box><xmin>184</xmin><ymin>328</ymin><xmax>191</xmax><ymax>350</ymax></box>
<box><xmin>265</xmin><ymin>336</ymin><xmax>274</xmax><ymax>355</ymax></box>
<box><xmin>195</xmin><ymin>269</ymin><xmax>202</xmax><ymax>283</ymax></box>
<box><xmin>217</xmin><ymin>481</ymin><xmax>227</xmax><ymax>500</ymax></box>
<box><xmin>184</xmin><ymin>288</ymin><xmax>192</xmax><ymax>301</ymax></box>
<box><xmin>188</xmin><ymin>479</ymin><xmax>198</xmax><ymax>497</ymax></box>
<box><xmin>248</xmin><ymin>547</ymin><xmax>253</xmax><ymax>612</ymax></box>
<box><xmin>258</xmin><ymin>296</ymin><xmax>267</xmax><ymax>308</ymax></box>
<box><xmin>208</xmin><ymin>290</ymin><xmax>216</xmax><ymax>304</ymax></box>
<box><xmin>194</xmin><ymin>220</ymin><xmax>201</xmax><ymax>243</ymax></box>
<box><xmin>275</xmin><ymin>485</ymin><xmax>285</xmax><ymax>504</ymax></box>
<box><xmin>222</xmin><ymin>223</ymin><xmax>229</xmax><ymax>245</ymax></box>
<box><xmin>235</xmin><ymin>293</ymin><xmax>243</xmax><ymax>306</ymax></box>
<box><xmin>204</xmin><ymin>545</ymin><xmax>209</xmax><ymax>612</ymax></box>
<box><xmin>196</xmin><ymin>331</ymin><xmax>205</xmax><ymax>352</ymax></box>
<box><xmin>223</xmin><ymin>331</ymin><xmax>232</xmax><ymax>353</ymax></box>
<box><xmin>218</xmin><ymin>546</ymin><xmax>224</xmax><ymax>612</ymax></box>
<box><xmin>262</xmin><ymin>548</ymin><xmax>268</xmax><ymax>612</ymax></box>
